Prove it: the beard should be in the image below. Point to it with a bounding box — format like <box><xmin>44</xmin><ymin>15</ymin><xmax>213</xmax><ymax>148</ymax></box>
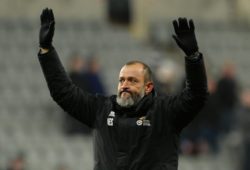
<box><xmin>116</xmin><ymin>88</ymin><xmax>145</xmax><ymax>108</ymax></box>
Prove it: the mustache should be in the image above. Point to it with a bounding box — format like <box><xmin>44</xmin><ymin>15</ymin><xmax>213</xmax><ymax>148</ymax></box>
<box><xmin>119</xmin><ymin>89</ymin><xmax>132</xmax><ymax>96</ymax></box>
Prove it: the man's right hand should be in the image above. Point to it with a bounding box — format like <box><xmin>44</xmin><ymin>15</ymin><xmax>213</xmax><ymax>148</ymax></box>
<box><xmin>39</xmin><ymin>8</ymin><xmax>55</xmax><ymax>50</ymax></box>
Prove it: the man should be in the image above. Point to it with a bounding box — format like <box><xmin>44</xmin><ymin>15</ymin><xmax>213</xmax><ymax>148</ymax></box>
<box><xmin>65</xmin><ymin>53</ymin><xmax>92</xmax><ymax>135</ymax></box>
<box><xmin>6</xmin><ymin>153</ymin><xmax>26</xmax><ymax>170</ymax></box>
<box><xmin>38</xmin><ymin>8</ymin><xmax>208</xmax><ymax>170</ymax></box>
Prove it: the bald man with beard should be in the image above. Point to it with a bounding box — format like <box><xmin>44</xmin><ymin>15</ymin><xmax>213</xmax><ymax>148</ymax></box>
<box><xmin>38</xmin><ymin>8</ymin><xmax>208</xmax><ymax>170</ymax></box>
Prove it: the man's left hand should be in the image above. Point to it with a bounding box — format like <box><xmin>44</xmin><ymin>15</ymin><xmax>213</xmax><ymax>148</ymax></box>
<box><xmin>172</xmin><ymin>18</ymin><xmax>198</xmax><ymax>56</ymax></box>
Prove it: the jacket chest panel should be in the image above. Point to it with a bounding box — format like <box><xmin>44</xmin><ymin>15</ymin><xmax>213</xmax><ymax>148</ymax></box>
<box><xmin>105</xmin><ymin>111</ymin><xmax>153</xmax><ymax>147</ymax></box>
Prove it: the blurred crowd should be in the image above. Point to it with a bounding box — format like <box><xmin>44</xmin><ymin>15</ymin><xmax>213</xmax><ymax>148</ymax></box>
<box><xmin>156</xmin><ymin>58</ymin><xmax>250</xmax><ymax>170</ymax></box>
<box><xmin>180</xmin><ymin>61</ymin><xmax>239</xmax><ymax>156</ymax></box>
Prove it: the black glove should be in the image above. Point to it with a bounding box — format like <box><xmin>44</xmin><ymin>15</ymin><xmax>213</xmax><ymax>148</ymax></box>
<box><xmin>172</xmin><ymin>18</ymin><xmax>198</xmax><ymax>56</ymax></box>
<box><xmin>39</xmin><ymin>8</ymin><xmax>55</xmax><ymax>49</ymax></box>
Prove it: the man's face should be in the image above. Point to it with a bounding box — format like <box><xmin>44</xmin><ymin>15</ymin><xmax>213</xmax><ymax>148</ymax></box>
<box><xmin>116</xmin><ymin>63</ymin><xmax>151</xmax><ymax>108</ymax></box>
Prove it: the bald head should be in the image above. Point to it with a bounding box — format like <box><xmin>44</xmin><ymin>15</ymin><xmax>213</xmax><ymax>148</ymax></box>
<box><xmin>123</xmin><ymin>61</ymin><xmax>153</xmax><ymax>83</ymax></box>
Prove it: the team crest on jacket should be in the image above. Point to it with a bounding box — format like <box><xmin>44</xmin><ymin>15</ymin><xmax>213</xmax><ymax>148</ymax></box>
<box><xmin>107</xmin><ymin>111</ymin><xmax>115</xmax><ymax>126</ymax></box>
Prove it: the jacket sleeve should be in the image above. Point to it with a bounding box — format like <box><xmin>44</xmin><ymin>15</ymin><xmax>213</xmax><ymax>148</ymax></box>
<box><xmin>38</xmin><ymin>48</ymin><xmax>104</xmax><ymax>128</ymax></box>
<box><xmin>164</xmin><ymin>53</ymin><xmax>208</xmax><ymax>132</ymax></box>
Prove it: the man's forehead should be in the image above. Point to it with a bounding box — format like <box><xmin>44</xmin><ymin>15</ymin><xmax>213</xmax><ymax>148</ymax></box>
<box><xmin>119</xmin><ymin>64</ymin><xmax>145</xmax><ymax>77</ymax></box>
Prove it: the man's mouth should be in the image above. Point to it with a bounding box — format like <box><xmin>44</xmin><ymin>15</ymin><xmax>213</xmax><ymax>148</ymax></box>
<box><xmin>120</xmin><ymin>90</ymin><xmax>132</xmax><ymax>96</ymax></box>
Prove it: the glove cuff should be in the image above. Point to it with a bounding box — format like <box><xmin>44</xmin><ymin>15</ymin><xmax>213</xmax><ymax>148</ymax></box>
<box><xmin>39</xmin><ymin>43</ymin><xmax>52</xmax><ymax>49</ymax></box>
<box><xmin>186</xmin><ymin>51</ymin><xmax>200</xmax><ymax>61</ymax></box>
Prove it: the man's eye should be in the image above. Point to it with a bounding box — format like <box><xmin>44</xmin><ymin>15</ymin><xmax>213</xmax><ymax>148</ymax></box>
<box><xmin>131</xmin><ymin>79</ymin><xmax>137</xmax><ymax>83</ymax></box>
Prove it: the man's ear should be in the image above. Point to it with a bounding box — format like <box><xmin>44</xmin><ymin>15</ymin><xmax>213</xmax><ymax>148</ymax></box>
<box><xmin>145</xmin><ymin>82</ymin><xmax>154</xmax><ymax>95</ymax></box>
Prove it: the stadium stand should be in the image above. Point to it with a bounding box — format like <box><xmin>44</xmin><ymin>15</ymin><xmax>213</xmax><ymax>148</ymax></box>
<box><xmin>0</xmin><ymin>18</ymin><xmax>249</xmax><ymax>169</ymax></box>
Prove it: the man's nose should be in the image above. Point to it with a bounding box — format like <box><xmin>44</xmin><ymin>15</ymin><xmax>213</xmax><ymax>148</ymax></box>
<box><xmin>119</xmin><ymin>81</ymin><xmax>131</xmax><ymax>94</ymax></box>
<box><xmin>121</xmin><ymin>80</ymin><xmax>130</xmax><ymax>88</ymax></box>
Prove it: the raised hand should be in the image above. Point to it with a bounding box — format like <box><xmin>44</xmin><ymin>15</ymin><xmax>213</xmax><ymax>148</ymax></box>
<box><xmin>39</xmin><ymin>8</ymin><xmax>55</xmax><ymax>49</ymax></box>
<box><xmin>172</xmin><ymin>18</ymin><xmax>198</xmax><ymax>56</ymax></box>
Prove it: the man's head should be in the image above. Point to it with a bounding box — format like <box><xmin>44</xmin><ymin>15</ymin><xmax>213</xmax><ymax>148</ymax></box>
<box><xmin>68</xmin><ymin>53</ymin><xmax>85</xmax><ymax>72</ymax></box>
<box><xmin>116</xmin><ymin>61</ymin><xmax>154</xmax><ymax>108</ymax></box>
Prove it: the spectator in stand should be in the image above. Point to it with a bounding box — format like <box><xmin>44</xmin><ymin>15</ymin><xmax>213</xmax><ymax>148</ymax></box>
<box><xmin>154</xmin><ymin>58</ymin><xmax>182</xmax><ymax>95</ymax></box>
<box><xmin>6</xmin><ymin>153</ymin><xmax>26</xmax><ymax>170</ymax></box>
<box><xmin>64</xmin><ymin>52</ymin><xmax>92</xmax><ymax>135</ymax></box>
<box><xmin>217</xmin><ymin>61</ymin><xmax>239</xmax><ymax>135</ymax></box>
<box><xmin>195</xmin><ymin>77</ymin><xmax>220</xmax><ymax>154</ymax></box>
<box><xmin>181</xmin><ymin>76</ymin><xmax>221</xmax><ymax>155</ymax></box>
<box><xmin>67</xmin><ymin>52</ymin><xmax>90</xmax><ymax>92</ymax></box>
<box><xmin>85</xmin><ymin>55</ymin><xmax>106</xmax><ymax>95</ymax></box>
<box><xmin>56</xmin><ymin>163</ymin><xmax>70</xmax><ymax>170</ymax></box>
<box><xmin>237</xmin><ymin>89</ymin><xmax>250</xmax><ymax>170</ymax></box>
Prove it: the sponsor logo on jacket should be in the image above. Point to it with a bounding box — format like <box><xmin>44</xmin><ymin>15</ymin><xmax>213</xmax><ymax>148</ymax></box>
<box><xmin>136</xmin><ymin>116</ymin><xmax>151</xmax><ymax>126</ymax></box>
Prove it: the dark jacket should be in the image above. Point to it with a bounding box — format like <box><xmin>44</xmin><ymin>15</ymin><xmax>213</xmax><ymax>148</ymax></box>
<box><xmin>38</xmin><ymin>48</ymin><xmax>208</xmax><ymax>170</ymax></box>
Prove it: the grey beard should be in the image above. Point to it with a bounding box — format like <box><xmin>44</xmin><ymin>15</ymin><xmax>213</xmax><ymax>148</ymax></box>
<box><xmin>116</xmin><ymin>95</ymin><xmax>135</xmax><ymax>108</ymax></box>
<box><xmin>116</xmin><ymin>90</ymin><xmax>145</xmax><ymax>108</ymax></box>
